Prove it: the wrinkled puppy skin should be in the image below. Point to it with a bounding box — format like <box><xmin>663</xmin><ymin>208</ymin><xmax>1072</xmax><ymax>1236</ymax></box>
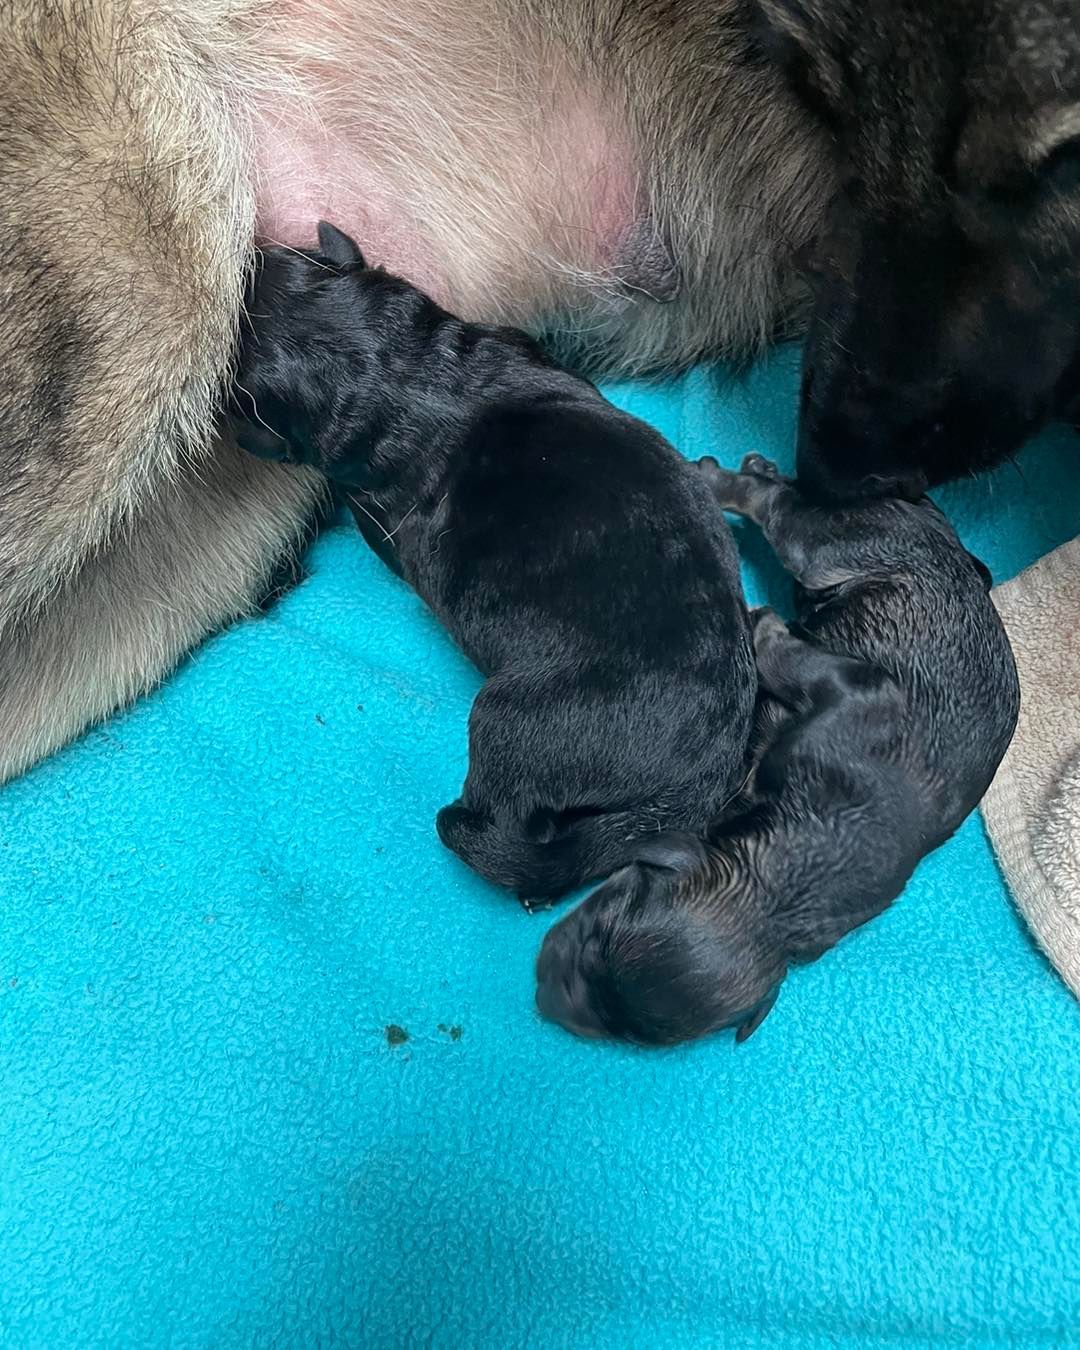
<box><xmin>536</xmin><ymin>454</ymin><xmax>1020</xmax><ymax>1046</ymax></box>
<box><xmin>229</xmin><ymin>223</ymin><xmax>756</xmax><ymax>902</ymax></box>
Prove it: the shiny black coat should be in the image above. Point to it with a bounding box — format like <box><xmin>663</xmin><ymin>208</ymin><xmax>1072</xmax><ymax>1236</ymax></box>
<box><xmin>229</xmin><ymin>223</ymin><xmax>755</xmax><ymax>900</ymax></box>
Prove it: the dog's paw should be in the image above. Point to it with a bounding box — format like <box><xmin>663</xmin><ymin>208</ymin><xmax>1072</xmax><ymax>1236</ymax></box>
<box><xmin>750</xmin><ymin>606</ymin><xmax>789</xmax><ymax>647</ymax></box>
<box><xmin>519</xmin><ymin>895</ymin><xmax>554</xmax><ymax>914</ymax></box>
<box><xmin>740</xmin><ymin>453</ymin><xmax>780</xmax><ymax>480</ymax></box>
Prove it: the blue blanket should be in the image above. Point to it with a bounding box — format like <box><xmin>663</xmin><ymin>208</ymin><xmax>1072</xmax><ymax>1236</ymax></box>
<box><xmin>2</xmin><ymin>348</ymin><xmax>1078</xmax><ymax>1348</ymax></box>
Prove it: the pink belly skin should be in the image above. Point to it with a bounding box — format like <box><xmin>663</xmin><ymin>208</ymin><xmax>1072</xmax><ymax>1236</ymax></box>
<box><xmin>252</xmin><ymin>115</ymin><xmax>453</xmax><ymax>303</ymax></box>
<box><xmin>248</xmin><ymin>1</ymin><xmax>644</xmax><ymax>323</ymax></box>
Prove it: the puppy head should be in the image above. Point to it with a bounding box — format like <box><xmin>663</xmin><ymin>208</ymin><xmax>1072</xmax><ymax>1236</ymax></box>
<box><xmin>228</xmin><ymin>222</ymin><xmax>370</xmax><ymax>473</ymax></box>
<box><xmin>535</xmin><ymin>834</ymin><xmax>786</xmax><ymax>1047</ymax></box>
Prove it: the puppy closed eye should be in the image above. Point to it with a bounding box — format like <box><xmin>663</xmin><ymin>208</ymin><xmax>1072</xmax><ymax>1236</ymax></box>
<box><xmin>229</xmin><ymin>413</ymin><xmax>291</xmax><ymax>462</ymax></box>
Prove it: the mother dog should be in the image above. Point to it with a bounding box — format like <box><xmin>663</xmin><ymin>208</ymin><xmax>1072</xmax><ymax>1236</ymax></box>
<box><xmin>0</xmin><ymin>0</ymin><xmax>1078</xmax><ymax>778</ymax></box>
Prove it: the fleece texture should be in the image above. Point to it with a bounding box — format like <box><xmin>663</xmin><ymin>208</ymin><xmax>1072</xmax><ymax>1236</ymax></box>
<box><xmin>983</xmin><ymin>538</ymin><xmax>1080</xmax><ymax>996</ymax></box>
<box><xmin>1</xmin><ymin>349</ymin><xmax>1079</xmax><ymax>1349</ymax></box>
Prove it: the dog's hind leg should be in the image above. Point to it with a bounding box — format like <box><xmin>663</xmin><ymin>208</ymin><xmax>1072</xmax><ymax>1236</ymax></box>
<box><xmin>751</xmin><ymin>608</ymin><xmax>895</xmax><ymax>715</ymax></box>
<box><xmin>0</xmin><ymin>443</ymin><xmax>324</xmax><ymax>784</ymax></box>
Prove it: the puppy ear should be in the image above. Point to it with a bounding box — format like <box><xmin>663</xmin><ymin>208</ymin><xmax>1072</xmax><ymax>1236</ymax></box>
<box><xmin>632</xmin><ymin>832</ymin><xmax>707</xmax><ymax>873</ymax></box>
<box><xmin>316</xmin><ymin>221</ymin><xmax>366</xmax><ymax>269</ymax></box>
<box><xmin>735</xmin><ymin>984</ymin><xmax>780</xmax><ymax>1043</ymax></box>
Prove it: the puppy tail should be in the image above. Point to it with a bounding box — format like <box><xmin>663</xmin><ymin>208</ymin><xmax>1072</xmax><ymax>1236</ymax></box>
<box><xmin>435</xmin><ymin>800</ymin><xmax>664</xmax><ymax>900</ymax></box>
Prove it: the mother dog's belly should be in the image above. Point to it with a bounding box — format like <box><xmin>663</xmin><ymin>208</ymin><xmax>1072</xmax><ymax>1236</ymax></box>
<box><xmin>249</xmin><ymin>0</ymin><xmax>655</xmax><ymax>323</ymax></box>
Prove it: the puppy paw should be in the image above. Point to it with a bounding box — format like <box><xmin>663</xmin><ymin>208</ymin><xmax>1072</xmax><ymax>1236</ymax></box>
<box><xmin>740</xmin><ymin>453</ymin><xmax>781</xmax><ymax>480</ymax></box>
<box><xmin>519</xmin><ymin>895</ymin><xmax>554</xmax><ymax>914</ymax></box>
<box><xmin>750</xmin><ymin>606</ymin><xmax>789</xmax><ymax>648</ymax></box>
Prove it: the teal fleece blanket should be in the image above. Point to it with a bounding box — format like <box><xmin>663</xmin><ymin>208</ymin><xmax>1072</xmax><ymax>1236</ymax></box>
<box><xmin>2</xmin><ymin>348</ymin><xmax>1079</xmax><ymax>1348</ymax></box>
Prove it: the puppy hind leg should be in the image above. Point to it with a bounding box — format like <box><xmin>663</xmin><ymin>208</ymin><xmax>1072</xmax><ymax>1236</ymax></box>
<box><xmin>751</xmin><ymin>608</ymin><xmax>892</xmax><ymax>714</ymax></box>
<box><xmin>435</xmin><ymin>800</ymin><xmax>482</xmax><ymax>850</ymax></box>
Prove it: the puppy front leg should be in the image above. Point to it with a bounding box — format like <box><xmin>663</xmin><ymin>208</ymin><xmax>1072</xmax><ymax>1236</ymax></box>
<box><xmin>699</xmin><ymin>453</ymin><xmax>791</xmax><ymax>525</ymax></box>
<box><xmin>700</xmin><ymin>455</ymin><xmax>857</xmax><ymax>592</ymax></box>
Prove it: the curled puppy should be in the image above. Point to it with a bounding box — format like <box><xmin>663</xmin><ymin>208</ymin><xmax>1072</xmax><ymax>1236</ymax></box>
<box><xmin>229</xmin><ymin>223</ymin><xmax>756</xmax><ymax>902</ymax></box>
<box><xmin>536</xmin><ymin>454</ymin><xmax>1021</xmax><ymax>1044</ymax></box>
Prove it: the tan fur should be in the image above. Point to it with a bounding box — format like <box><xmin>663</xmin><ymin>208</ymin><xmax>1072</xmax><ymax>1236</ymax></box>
<box><xmin>245</xmin><ymin>1</ymin><xmax>612</xmax><ymax>325</ymax></box>
<box><xmin>0</xmin><ymin>2</ymin><xmax>258</xmax><ymax>621</ymax></box>
<box><xmin>241</xmin><ymin>0</ymin><xmax>831</xmax><ymax>371</ymax></box>
<box><xmin>0</xmin><ymin>0</ymin><xmax>827</xmax><ymax>778</ymax></box>
<box><xmin>552</xmin><ymin>0</ymin><xmax>832</xmax><ymax>370</ymax></box>
<box><xmin>0</xmin><ymin>443</ymin><xmax>326</xmax><ymax>783</ymax></box>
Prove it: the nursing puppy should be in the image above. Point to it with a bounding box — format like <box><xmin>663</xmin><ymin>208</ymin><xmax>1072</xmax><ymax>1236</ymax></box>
<box><xmin>536</xmin><ymin>454</ymin><xmax>1020</xmax><ymax>1044</ymax></box>
<box><xmin>229</xmin><ymin>223</ymin><xmax>755</xmax><ymax>902</ymax></box>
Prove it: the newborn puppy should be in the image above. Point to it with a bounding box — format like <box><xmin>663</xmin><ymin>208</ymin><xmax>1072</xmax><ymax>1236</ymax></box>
<box><xmin>536</xmin><ymin>454</ymin><xmax>1020</xmax><ymax>1043</ymax></box>
<box><xmin>229</xmin><ymin>222</ymin><xmax>755</xmax><ymax>902</ymax></box>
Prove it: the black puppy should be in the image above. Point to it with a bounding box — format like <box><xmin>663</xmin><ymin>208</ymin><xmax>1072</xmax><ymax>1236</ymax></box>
<box><xmin>229</xmin><ymin>222</ymin><xmax>755</xmax><ymax>902</ymax></box>
<box><xmin>536</xmin><ymin>454</ymin><xmax>1020</xmax><ymax>1043</ymax></box>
